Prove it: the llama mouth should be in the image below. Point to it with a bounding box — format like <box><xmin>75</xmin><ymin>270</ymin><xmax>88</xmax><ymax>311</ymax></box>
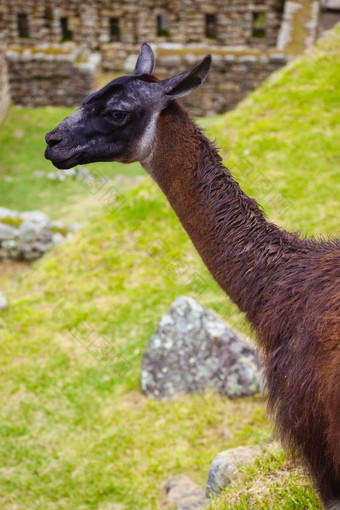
<box><xmin>44</xmin><ymin>147</ymin><xmax>83</xmax><ymax>169</ymax></box>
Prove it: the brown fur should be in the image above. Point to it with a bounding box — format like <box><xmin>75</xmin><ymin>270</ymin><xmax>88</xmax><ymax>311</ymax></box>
<box><xmin>145</xmin><ymin>100</ymin><xmax>340</xmax><ymax>507</ymax></box>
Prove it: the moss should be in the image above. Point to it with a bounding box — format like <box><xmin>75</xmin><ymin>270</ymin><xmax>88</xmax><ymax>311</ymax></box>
<box><xmin>6</xmin><ymin>45</ymin><xmax>73</xmax><ymax>56</ymax></box>
<box><xmin>0</xmin><ymin>217</ymin><xmax>22</xmax><ymax>228</ymax></box>
<box><xmin>50</xmin><ymin>225</ymin><xmax>69</xmax><ymax>236</ymax></box>
<box><xmin>75</xmin><ymin>56</ymin><xmax>89</xmax><ymax>64</ymax></box>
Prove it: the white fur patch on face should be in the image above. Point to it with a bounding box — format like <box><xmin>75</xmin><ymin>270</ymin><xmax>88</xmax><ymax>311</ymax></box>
<box><xmin>137</xmin><ymin>112</ymin><xmax>159</xmax><ymax>167</ymax></box>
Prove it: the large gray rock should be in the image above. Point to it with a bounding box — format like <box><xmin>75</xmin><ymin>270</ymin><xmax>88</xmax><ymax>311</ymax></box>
<box><xmin>206</xmin><ymin>445</ymin><xmax>262</xmax><ymax>496</ymax></box>
<box><xmin>165</xmin><ymin>475</ymin><xmax>208</xmax><ymax>510</ymax></box>
<box><xmin>141</xmin><ymin>296</ymin><xmax>261</xmax><ymax>400</ymax></box>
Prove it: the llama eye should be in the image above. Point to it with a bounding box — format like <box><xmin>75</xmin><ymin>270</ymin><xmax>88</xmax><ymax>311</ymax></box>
<box><xmin>110</xmin><ymin>111</ymin><xmax>127</xmax><ymax>122</ymax></box>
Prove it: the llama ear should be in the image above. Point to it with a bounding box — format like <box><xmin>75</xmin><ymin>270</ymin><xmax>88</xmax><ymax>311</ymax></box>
<box><xmin>159</xmin><ymin>55</ymin><xmax>212</xmax><ymax>100</ymax></box>
<box><xmin>134</xmin><ymin>43</ymin><xmax>156</xmax><ymax>75</ymax></box>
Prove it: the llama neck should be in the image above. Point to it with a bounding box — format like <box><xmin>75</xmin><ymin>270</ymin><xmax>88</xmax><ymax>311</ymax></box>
<box><xmin>143</xmin><ymin>102</ymin><xmax>290</xmax><ymax>325</ymax></box>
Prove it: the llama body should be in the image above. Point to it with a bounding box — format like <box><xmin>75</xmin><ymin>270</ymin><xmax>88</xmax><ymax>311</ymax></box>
<box><xmin>45</xmin><ymin>44</ymin><xmax>340</xmax><ymax>507</ymax></box>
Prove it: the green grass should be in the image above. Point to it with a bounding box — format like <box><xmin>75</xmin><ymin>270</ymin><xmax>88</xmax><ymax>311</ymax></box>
<box><xmin>0</xmin><ymin>26</ymin><xmax>339</xmax><ymax>510</ymax></box>
<box><xmin>0</xmin><ymin>106</ymin><xmax>142</xmax><ymax>215</ymax></box>
<box><xmin>209</xmin><ymin>443</ymin><xmax>321</xmax><ymax>510</ymax></box>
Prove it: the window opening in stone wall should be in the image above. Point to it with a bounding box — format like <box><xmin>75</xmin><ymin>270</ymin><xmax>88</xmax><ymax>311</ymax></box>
<box><xmin>17</xmin><ymin>13</ymin><xmax>29</xmax><ymax>38</ymax></box>
<box><xmin>157</xmin><ymin>14</ymin><xmax>169</xmax><ymax>37</ymax></box>
<box><xmin>252</xmin><ymin>12</ymin><xmax>267</xmax><ymax>38</ymax></box>
<box><xmin>44</xmin><ymin>6</ymin><xmax>53</xmax><ymax>28</ymax></box>
<box><xmin>205</xmin><ymin>14</ymin><xmax>217</xmax><ymax>39</ymax></box>
<box><xmin>110</xmin><ymin>18</ymin><xmax>120</xmax><ymax>42</ymax></box>
<box><xmin>274</xmin><ymin>0</ymin><xmax>286</xmax><ymax>16</ymax></box>
<box><xmin>60</xmin><ymin>17</ymin><xmax>73</xmax><ymax>42</ymax></box>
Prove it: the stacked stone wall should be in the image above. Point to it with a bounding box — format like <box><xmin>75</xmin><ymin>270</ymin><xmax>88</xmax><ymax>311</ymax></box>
<box><xmin>0</xmin><ymin>0</ymin><xmax>318</xmax><ymax>115</ymax></box>
<box><xmin>0</xmin><ymin>0</ymin><xmax>284</xmax><ymax>51</ymax></box>
<box><xmin>5</xmin><ymin>47</ymin><xmax>100</xmax><ymax>108</ymax></box>
<box><xmin>3</xmin><ymin>44</ymin><xmax>287</xmax><ymax>115</ymax></box>
<box><xmin>156</xmin><ymin>51</ymin><xmax>288</xmax><ymax>116</ymax></box>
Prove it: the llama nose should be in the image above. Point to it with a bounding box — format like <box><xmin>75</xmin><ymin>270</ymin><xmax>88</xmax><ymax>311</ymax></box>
<box><xmin>45</xmin><ymin>130</ymin><xmax>63</xmax><ymax>147</ymax></box>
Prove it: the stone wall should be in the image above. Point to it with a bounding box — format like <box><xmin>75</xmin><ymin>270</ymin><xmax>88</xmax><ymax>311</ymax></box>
<box><xmin>155</xmin><ymin>50</ymin><xmax>288</xmax><ymax>116</ymax></box>
<box><xmin>3</xmin><ymin>44</ymin><xmax>287</xmax><ymax>115</ymax></box>
<box><xmin>5</xmin><ymin>46</ymin><xmax>101</xmax><ymax>107</ymax></box>
<box><xmin>0</xmin><ymin>0</ymin><xmax>319</xmax><ymax>116</ymax></box>
<box><xmin>0</xmin><ymin>0</ymin><xmax>285</xmax><ymax>51</ymax></box>
<box><xmin>0</xmin><ymin>52</ymin><xmax>10</xmax><ymax>122</ymax></box>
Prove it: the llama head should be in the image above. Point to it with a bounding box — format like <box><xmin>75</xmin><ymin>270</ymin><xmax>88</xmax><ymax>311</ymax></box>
<box><xmin>45</xmin><ymin>43</ymin><xmax>211</xmax><ymax>169</ymax></box>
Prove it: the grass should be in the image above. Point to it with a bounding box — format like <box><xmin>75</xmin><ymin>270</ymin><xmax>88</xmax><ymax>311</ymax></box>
<box><xmin>0</xmin><ymin>106</ymin><xmax>142</xmax><ymax>215</ymax></box>
<box><xmin>209</xmin><ymin>443</ymin><xmax>321</xmax><ymax>510</ymax></box>
<box><xmin>0</xmin><ymin>26</ymin><xmax>339</xmax><ymax>510</ymax></box>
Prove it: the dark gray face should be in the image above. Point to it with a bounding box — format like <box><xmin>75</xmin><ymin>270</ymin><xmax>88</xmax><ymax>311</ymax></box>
<box><xmin>45</xmin><ymin>75</ymin><xmax>160</xmax><ymax>169</ymax></box>
<box><xmin>45</xmin><ymin>43</ymin><xmax>211</xmax><ymax>170</ymax></box>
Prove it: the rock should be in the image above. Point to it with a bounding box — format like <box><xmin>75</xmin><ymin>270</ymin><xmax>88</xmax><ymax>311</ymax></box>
<box><xmin>33</xmin><ymin>170</ymin><xmax>45</xmax><ymax>178</ymax></box>
<box><xmin>165</xmin><ymin>475</ymin><xmax>208</xmax><ymax>510</ymax></box>
<box><xmin>2</xmin><ymin>239</ymin><xmax>18</xmax><ymax>251</ymax></box>
<box><xmin>32</xmin><ymin>241</ymin><xmax>54</xmax><ymax>253</ymax></box>
<box><xmin>18</xmin><ymin>220</ymin><xmax>41</xmax><ymax>242</ymax></box>
<box><xmin>0</xmin><ymin>292</ymin><xmax>8</xmax><ymax>311</ymax></box>
<box><xmin>0</xmin><ymin>222</ymin><xmax>17</xmax><ymax>241</ymax></box>
<box><xmin>52</xmin><ymin>232</ymin><xmax>64</xmax><ymax>246</ymax></box>
<box><xmin>75</xmin><ymin>166</ymin><xmax>93</xmax><ymax>181</ymax></box>
<box><xmin>67</xmin><ymin>222</ymin><xmax>81</xmax><ymax>233</ymax></box>
<box><xmin>0</xmin><ymin>208</ymin><xmax>76</xmax><ymax>261</ymax></box>
<box><xmin>49</xmin><ymin>220</ymin><xmax>64</xmax><ymax>230</ymax></box>
<box><xmin>62</xmin><ymin>168</ymin><xmax>76</xmax><ymax>177</ymax></box>
<box><xmin>21</xmin><ymin>211</ymin><xmax>49</xmax><ymax>227</ymax></box>
<box><xmin>0</xmin><ymin>207</ymin><xmax>18</xmax><ymax>219</ymax></box>
<box><xmin>206</xmin><ymin>446</ymin><xmax>262</xmax><ymax>496</ymax></box>
<box><xmin>34</xmin><ymin>168</ymin><xmax>76</xmax><ymax>181</ymax></box>
<box><xmin>37</xmin><ymin>227</ymin><xmax>53</xmax><ymax>243</ymax></box>
<box><xmin>141</xmin><ymin>296</ymin><xmax>261</xmax><ymax>399</ymax></box>
<box><xmin>47</xmin><ymin>171</ymin><xmax>58</xmax><ymax>180</ymax></box>
<box><xmin>55</xmin><ymin>172</ymin><xmax>66</xmax><ymax>182</ymax></box>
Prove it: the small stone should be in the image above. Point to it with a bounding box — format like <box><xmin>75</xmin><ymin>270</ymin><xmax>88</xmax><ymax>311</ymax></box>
<box><xmin>0</xmin><ymin>222</ymin><xmax>17</xmax><ymax>241</ymax></box>
<box><xmin>62</xmin><ymin>168</ymin><xmax>76</xmax><ymax>177</ymax></box>
<box><xmin>165</xmin><ymin>475</ymin><xmax>208</xmax><ymax>510</ymax></box>
<box><xmin>56</xmin><ymin>172</ymin><xmax>66</xmax><ymax>182</ymax></box>
<box><xmin>49</xmin><ymin>220</ymin><xmax>64</xmax><ymax>230</ymax></box>
<box><xmin>67</xmin><ymin>222</ymin><xmax>81</xmax><ymax>232</ymax></box>
<box><xmin>37</xmin><ymin>227</ymin><xmax>53</xmax><ymax>243</ymax></box>
<box><xmin>52</xmin><ymin>232</ymin><xmax>64</xmax><ymax>246</ymax></box>
<box><xmin>206</xmin><ymin>446</ymin><xmax>262</xmax><ymax>496</ymax></box>
<box><xmin>2</xmin><ymin>239</ymin><xmax>18</xmax><ymax>251</ymax></box>
<box><xmin>21</xmin><ymin>211</ymin><xmax>49</xmax><ymax>228</ymax></box>
<box><xmin>33</xmin><ymin>171</ymin><xmax>45</xmax><ymax>178</ymax></box>
<box><xmin>32</xmin><ymin>241</ymin><xmax>54</xmax><ymax>253</ymax></box>
<box><xmin>18</xmin><ymin>221</ymin><xmax>40</xmax><ymax>242</ymax></box>
<box><xmin>0</xmin><ymin>208</ymin><xmax>18</xmax><ymax>219</ymax></box>
<box><xmin>13</xmin><ymin>129</ymin><xmax>24</xmax><ymax>138</ymax></box>
<box><xmin>0</xmin><ymin>292</ymin><xmax>8</xmax><ymax>311</ymax></box>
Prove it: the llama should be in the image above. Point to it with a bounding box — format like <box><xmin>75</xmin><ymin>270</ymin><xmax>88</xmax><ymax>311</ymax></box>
<box><xmin>45</xmin><ymin>43</ymin><xmax>340</xmax><ymax>508</ymax></box>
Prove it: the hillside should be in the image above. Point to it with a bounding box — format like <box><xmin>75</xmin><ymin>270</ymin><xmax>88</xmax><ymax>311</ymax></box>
<box><xmin>0</xmin><ymin>27</ymin><xmax>339</xmax><ymax>510</ymax></box>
